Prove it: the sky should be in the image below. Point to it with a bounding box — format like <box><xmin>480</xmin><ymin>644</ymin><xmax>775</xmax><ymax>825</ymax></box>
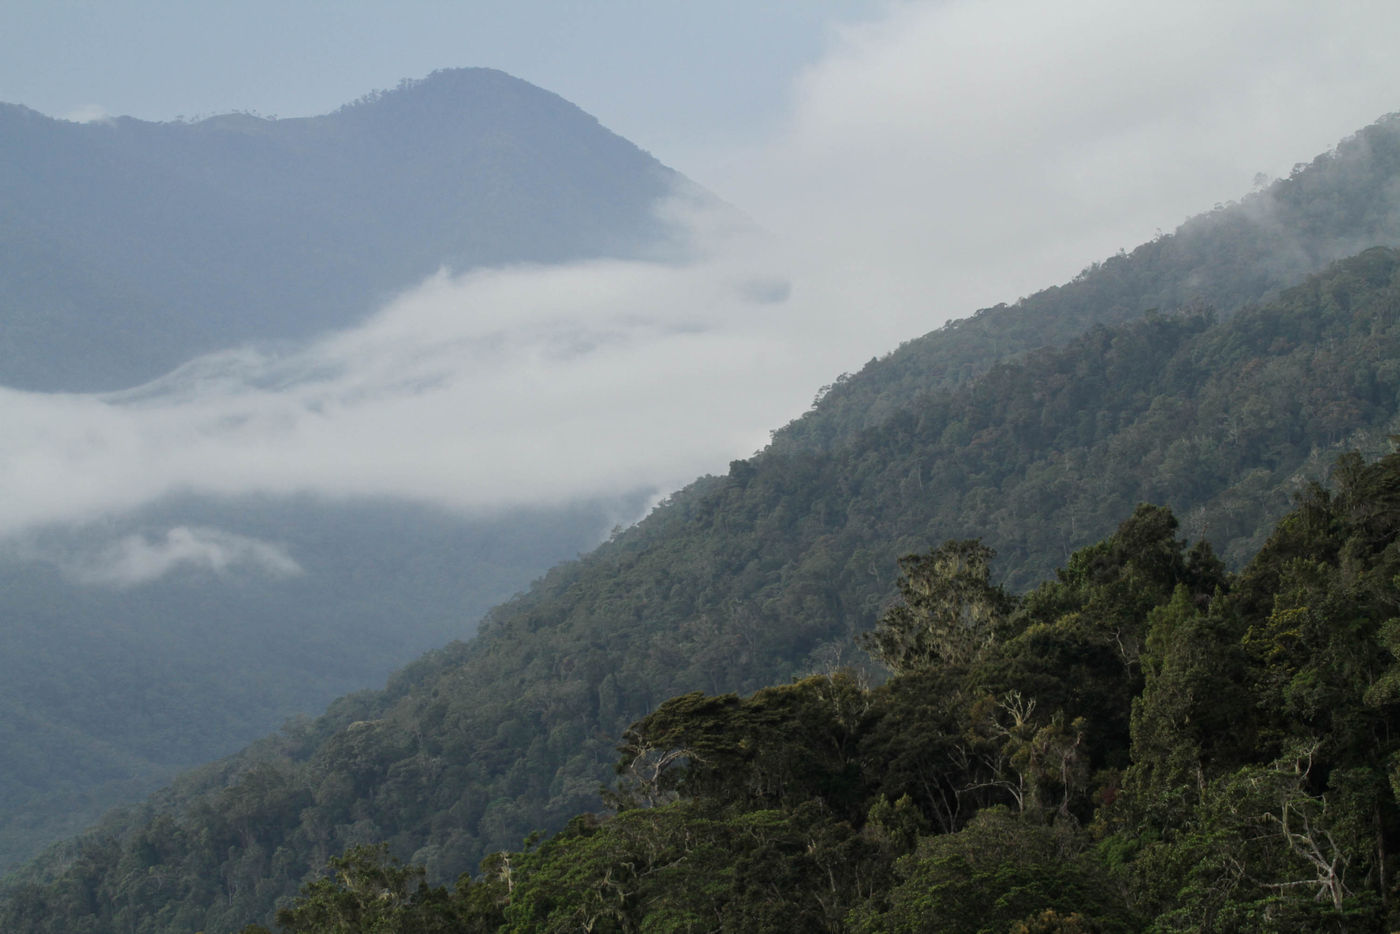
<box><xmin>6</xmin><ymin>1</ymin><xmax>1400</xmax><ymax>575</ymax></box>
<box><xmin>1</xmin><ymin>1</ymin><xmax>879</xmax><ymax>168</ymax></box>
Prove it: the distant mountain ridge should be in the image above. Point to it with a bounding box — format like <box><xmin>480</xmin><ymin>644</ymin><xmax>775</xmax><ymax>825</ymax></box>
<box><xmin>0</xmin><ymin>67</ymin><xmax>685</xmax><ymax>391</ymax></box>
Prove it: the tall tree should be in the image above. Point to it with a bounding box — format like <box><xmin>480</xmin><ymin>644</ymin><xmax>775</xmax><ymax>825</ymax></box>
<box><xmin>861</xmin><ymin>540</ymin><xmax>1012</xmax><ymax>675</ymax></box>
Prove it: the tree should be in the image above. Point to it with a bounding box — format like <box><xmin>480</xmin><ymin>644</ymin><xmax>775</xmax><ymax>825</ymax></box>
<box><xmin>845</xmin><ymin>807</ymin><xmax>1135</xmax><ymax>934</ymax></box>
<box><xmin>610</xmin><ymin>673</ymin><xmax>869</xmax><ymax>819</ymax></box>
<box><xmin>861</xmin><ymin>540</ymin><xmax>1011</xmax><ymax>675</ymax></box>
<box><xmin>274</xmin><ymin>844</ymin><xmax>459</xmax><ymax>934</ymax></box>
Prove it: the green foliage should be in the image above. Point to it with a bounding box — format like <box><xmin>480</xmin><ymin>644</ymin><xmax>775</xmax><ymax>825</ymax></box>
<box><xmin>846</xmin><ymin>808</ymin><xmax>1135</xmax><ymax>934</ymax></box>
<box><xmin>611</xmin><ymin>673</ymin><xmax>868</xmax><ymax>819</ymax></box>
<box><xmin>1123</xmin><ymin>752</ymin><xmax>1386</xmax><ymax>933</ymax></box>
<box><xmin>1110</xmin><ymin>450</ymin><xmax>1400</xmax><ymax>931</ymax></box>
<box><xmin>14</xmin><ymin>245</ymin><xmax>1400</xmax><ymax>927</ymax></box>
<box><xmin>861</xmin><ymin>540</ymin><xmax>1011</xmax><ymax>675</ymax></box>
<box><xmin>274</xmin><ymin>844</ymin><xmax>460</xmax><ymax>933</ymax></box>
<box><xmin>496</xmin><ymin>802</ymin><xmax>877</xmax><ymax>933</ymax></box>
<box><xmin>1123</xmin><ymin>584</ymin><xmax>1251</xmax><ymax>822</ymax></box>
<box><xmin>774</xmin><ymin>114</ymin><xmax>1400</xmax><ymax>459</ymax></box>
<box><xmin>855</xmin><ymin>667</ymin><xmax>975</xmax><ymax>833</ymax></box>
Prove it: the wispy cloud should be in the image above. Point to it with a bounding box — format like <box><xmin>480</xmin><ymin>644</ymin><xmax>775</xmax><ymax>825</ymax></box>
<box><xmin>64</xmin><ymin>526</ymin><xmax>302</xmax><ymax>587</ymax></box>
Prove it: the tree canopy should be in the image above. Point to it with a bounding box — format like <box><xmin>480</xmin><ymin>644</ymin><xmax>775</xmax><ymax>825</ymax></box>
<box><xmin>249</xmin><ymin>448</ymin><xmax>1400</xmax><ymax>932</ymax></box>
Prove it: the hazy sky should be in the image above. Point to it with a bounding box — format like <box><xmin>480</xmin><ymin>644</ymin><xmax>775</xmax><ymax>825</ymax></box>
<box><xmin>1</xmin><ymin>1</ymin><xmax>882</xmax><ymax>169</ymax></box>
<box><xmin>6</xmin><ymin>1</ymin><xmax>1400</xmax><ymax>563</ymax></box>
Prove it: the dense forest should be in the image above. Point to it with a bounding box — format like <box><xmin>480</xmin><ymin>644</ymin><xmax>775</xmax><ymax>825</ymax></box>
<box><xmin>256</xmin><ymin>445</ymin><xmax>1400</xmax><ymax>932</ymax></box>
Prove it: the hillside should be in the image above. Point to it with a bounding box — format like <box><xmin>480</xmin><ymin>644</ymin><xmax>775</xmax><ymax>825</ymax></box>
<box><xmin>265</xmin><ymin>446</ymin><xmax>1400</xmax><ymax>932</ymax></box>
<box><xmin>5</xmin><ymin>228</ymin><xmax>1399</xmax><ymax>929</ymax></box>
<box><xmin>0</xmin><ymin>495</ymin><xmax>644</xmax><ymax>872</ymax></box>
<box><xmin>773</xmin><ymin>111</ymin><xmax>1400</xmax><ymax>454</ymax></box>
<box><xmin>1</xmin><ymin>92</ymin><xmax>1395</xmax><ymax>890</ymax></box>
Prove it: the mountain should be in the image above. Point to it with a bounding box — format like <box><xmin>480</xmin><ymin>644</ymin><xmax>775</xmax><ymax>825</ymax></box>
<box><xmin>0</xmin><ymin>69</ymin><xmax>695</xmax><ymax>872</ymax></box>
<box><xmin>0</xmin><ymin>67</ymin><xmax>685</xmax><ymax>393</ymax></box>
<box><xmin>4</xmin><ymin>113</ymin><xmax>1400</xmax><ymax>931</ymax></box>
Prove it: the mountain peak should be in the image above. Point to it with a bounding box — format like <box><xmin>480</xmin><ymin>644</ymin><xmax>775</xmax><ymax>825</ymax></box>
<box><xmin>0</xmin><ymin>68</ymin><xmax>686</xmax><ymax>392</ymax></box>
<box><xmin>333</xmin><ymin>66</ymin><xmax>589</xmax><ymax>123</ymax></box>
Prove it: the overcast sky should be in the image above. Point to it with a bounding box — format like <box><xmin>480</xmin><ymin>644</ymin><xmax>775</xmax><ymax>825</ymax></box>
<box><xmin>6</xmin><ymin>1</ymin><xmax>1400</xmax><ymax>554</ymax></box>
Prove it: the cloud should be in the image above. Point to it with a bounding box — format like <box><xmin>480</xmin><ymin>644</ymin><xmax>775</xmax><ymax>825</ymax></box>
<box><xmin>65</xmin><ymin>526</ymin><xmax>302</xmax><ymax>587</ymax></box>
<box><xmin>6</xmin><ymin>1</ymin><xmax>1400</xmax><ymax>538</ymax></box>
<box><xmin>0</xmin><ymin>206</ymin><xmax>821</xmax><ymax>535</ymax></box>
<box><xmin>60</xmin><ymin>103</ymin><xmax>112</xmax><ymax>124</ymax></box>
<box><xmin>718</xmin><ymin>0</ymin><xmax>1400</xmax><ymax>340</ymax></box>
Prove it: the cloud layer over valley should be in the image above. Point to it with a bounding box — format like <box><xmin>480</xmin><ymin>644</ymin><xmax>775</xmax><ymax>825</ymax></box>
<box><xmin>6</xmin><ymin>1</ymin><xmax>1400</xmax><ymax>549</ymax></box>
<box><xmin>0</xmin><ymin>220</ymin><xmax>806</xmax><ymax>536</ymax></box>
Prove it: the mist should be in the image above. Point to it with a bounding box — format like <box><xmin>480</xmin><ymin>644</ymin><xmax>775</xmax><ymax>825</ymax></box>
<box><xmin>64</xmin><ymin>527</ymin><xmax>303</xmax><ymax>587</ymax></box>
<box><xmin>5</xmin><ymin>1</ymin><xmax>1400</xmax><ymax>545</ymax></box>
<box><xmin>721</xmin><ymin>0</ymin><xmax>1400</xmax><ymax>333</ymax></box>
<box><xmin>0</xmin><ymin>213</ymin><xmax>807</xmax><ymax>538</ymax></box>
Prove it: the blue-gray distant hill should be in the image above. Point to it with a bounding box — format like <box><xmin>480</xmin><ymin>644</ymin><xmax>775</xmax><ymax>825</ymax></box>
<box><xmin>0</xmin><ymin>67</ymin><xmax>684</xmax><ymax>392</ymax></box>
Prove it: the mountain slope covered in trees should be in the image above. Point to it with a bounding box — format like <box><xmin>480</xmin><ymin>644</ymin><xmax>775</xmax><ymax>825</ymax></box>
<box><xmin>774</xmin><ymin>111</ymin><xmax>1400</xmax><ymax>455</ymax></box>
<box><xmin>0</xmin><ymin>495</ymin><xmax>644</xmax><ymax>873</ymax></box>
<box><xmin>265</xmin><ymin>447</ymin><xmax>1400</xmax><ymax>932</ymax></box>
<box><xmin>5</xmin><ymin>220</ymin><xmax>1400</xmax><ymax>929</ymax></box>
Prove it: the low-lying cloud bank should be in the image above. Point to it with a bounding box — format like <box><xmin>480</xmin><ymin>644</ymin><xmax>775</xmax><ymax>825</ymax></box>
<box><xmin>0</xmin><ymin>215</ymin><xmax>812</xmax><ymax>538</ymax></box>
<box><xmin>6</xmin><ymin>1</ymin><xmax>1400</xmax><ymax>547</ymax></box>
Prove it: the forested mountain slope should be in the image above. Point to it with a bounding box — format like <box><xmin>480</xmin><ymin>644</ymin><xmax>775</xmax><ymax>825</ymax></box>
<box><xmin>0</xmin><ymin>495</ymin><xmax>642</xmax><ymax>873</ymax></box>
<box><xmin>0</xmin><ymin>67</ymin><xmax>685</xmax><ymax>392</ymax></box>
<box><xmin>266</xmin><ymin>447</ymin><xmax>1400</xmax><ymax>932</ymax></box>
<box><xmin>6</xmin><ymin>242</ymin><xmax>1399</xmax><ymax>931</ymax></box>
<box><xmin>773</xmin><ymin>111</ymin><xmax>1400</xmax><ymax>454</ymax></box>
